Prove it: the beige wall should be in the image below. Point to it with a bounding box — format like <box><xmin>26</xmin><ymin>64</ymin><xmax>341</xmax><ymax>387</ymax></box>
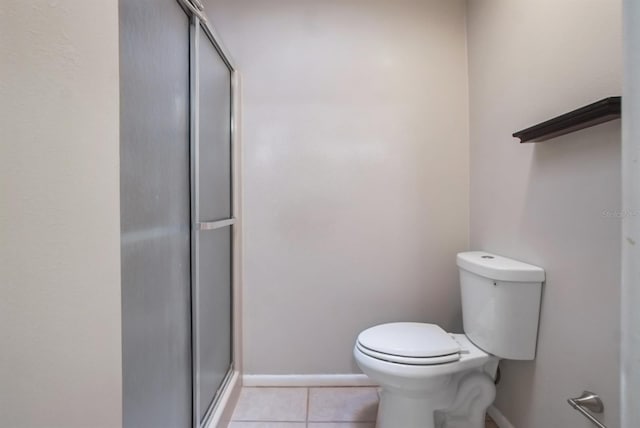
<box><xmin>0</xmin><ymin>2</ymin><xmax>122</xmax><ymax>427</ymax></box>
<box><xmin>622</xmin><ymin>0</ymin><xmax>640</xmax><ymax>426</ymax></box>
<box><xmin>467</xmin><ymin>1</ymin><xmax>622</xmax><ymax>427</ymax></box>
<box><xmin>205</xmin><ymin>0</ymin><xmax>470</xmax><ymax>374</ymax></box>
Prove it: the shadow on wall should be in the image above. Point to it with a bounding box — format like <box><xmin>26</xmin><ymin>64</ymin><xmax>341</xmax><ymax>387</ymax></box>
<box><xmin>496</xmin><ymin>361</ymin><xmax>538</xmax><ymax>424</ymax></box>
<box><xmin>499</xmin><ymin>119</ymin><xmax>621</xmax><ymax>426</ymax></box>
<box><xmin>520</xmin><ymin>120</ymin><xmax>621</xmax><ymax>255</ymax></box>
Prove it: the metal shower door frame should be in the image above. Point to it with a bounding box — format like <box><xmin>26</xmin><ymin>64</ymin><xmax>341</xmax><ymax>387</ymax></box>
<box><xmin>182</xmin><ymin>2</ymin><xmax>239</xmax><ymax>427</ymax></box>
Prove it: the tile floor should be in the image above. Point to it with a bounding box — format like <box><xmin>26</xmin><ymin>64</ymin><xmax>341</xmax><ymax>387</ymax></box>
<box><xmin>228</xmin><ymin>387</ymin><xmax>498</xmax><ymax>428</ymax></box>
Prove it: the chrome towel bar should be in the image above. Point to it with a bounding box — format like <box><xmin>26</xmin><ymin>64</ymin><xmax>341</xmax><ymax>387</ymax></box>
<box><xmin>568</xmin><ymin>391</ymin><xmax>606</xmax><ymax>428</ymax></box>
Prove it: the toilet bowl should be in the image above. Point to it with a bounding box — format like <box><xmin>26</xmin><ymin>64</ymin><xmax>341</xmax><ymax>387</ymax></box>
<box><xmin>354</xmin><ymin>252</ymin><xmax>545</xmax><ymax>428</ymax></box>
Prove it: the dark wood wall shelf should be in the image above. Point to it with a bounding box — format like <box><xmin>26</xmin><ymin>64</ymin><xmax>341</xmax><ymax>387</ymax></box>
<box><xmin>513</xmin><ymin>96</ymin><xmax>621</xmax><ymax>143</ymax></box>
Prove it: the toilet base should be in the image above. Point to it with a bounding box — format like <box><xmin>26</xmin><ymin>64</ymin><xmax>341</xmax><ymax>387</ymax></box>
<box><xmin>375</xmin><ymin>371</ymin><xmax>496</xmax><ymax>428</ymax></box>
<box><xmin>376</xmin><ymin>387</ymin><xmax>450</xmax><ymax>428</ymax></box>
<box><xmin>437</xmin><ymin>371</ymin><xmax>496</xmax><ymax>428</ymax></box>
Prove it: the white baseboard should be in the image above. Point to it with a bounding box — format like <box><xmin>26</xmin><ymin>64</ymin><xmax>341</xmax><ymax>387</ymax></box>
<box><xmin>487</xmin><ymin>405</ymin><xmax>515</xmax><ymax>428</ymax></box>
<box><xmin>242</xmin><ymin>374</ymin><xmax>378</xmax><ymax>387</ymax></box>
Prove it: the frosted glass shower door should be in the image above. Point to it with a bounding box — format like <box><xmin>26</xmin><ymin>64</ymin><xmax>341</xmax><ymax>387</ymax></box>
<box><xmin>120</xmin><ymin>1</ymin><xmax>192</xmax><ymax>427</ymax></box>
<box><xmin>191</xmin><ymin>22</ymin><xmax>234</xmax><ymax>426</ymax></box>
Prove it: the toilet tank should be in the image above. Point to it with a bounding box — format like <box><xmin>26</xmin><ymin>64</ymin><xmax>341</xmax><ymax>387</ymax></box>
<box><xmin>457</xmin><ymin>251</ymin><xmax>545</xmax><ymax>360</ymax></box>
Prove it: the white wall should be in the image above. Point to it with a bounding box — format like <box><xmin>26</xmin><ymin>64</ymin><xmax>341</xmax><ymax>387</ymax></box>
<box><xmin>467</xmin><ymin>1</ymin><xmax>622</xmax><ymax>427</ymax></box>
<box><xmin>622</xmin><ymin>1</ymin><xmax>640</xmax><ymax>426</ymax></box>
<box><xmin>205</xmin><ymin>0</ymin><xmax>470</xmax><ymax>374</ymax></box>
<box><xmin>0</xmin><ymin>2</ymin><xmax>122</xmax><ymax>427</ymax></box>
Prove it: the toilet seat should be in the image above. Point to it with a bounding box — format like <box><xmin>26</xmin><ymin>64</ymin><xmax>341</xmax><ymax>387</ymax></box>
<box><xmin>356</xmin><ymin>342</ymin><xmax>461</xmax><ymax>365</ymax></box>
<box><xmin>356</xmin><ymin>322</ymin><xmax>461</xmax><ymax>365</ymax></box>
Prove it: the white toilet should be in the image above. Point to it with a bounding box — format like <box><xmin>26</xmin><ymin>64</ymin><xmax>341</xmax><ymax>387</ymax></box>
<box><xmin>354</xmin><ymin>251</ymin><xmax>545</xmax><ymax>428</ymax></box>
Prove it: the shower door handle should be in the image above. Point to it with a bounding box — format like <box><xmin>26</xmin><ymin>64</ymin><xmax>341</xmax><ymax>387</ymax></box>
<box><xmin>568</xmin><ymin>391</ymin><xmax>607</xmax><ymax>428</ymax></box>
<box><xmin>196</xmin><ymin>218</ymin><xmax>236</xmax><ymax>231</ymax></box>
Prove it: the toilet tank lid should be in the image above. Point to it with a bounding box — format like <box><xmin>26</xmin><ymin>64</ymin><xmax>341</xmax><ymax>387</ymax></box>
<box><xmin>457</xmin><ymin>251</ymin><xmax>545</xmax><ymax>282</ymax></box>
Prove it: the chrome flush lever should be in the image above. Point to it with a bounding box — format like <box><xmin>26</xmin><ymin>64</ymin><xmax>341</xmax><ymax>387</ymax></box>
<box><xmin>568</xmin><ymin>391</ymin><xmax>606</xmax><ymax>428</ymax></box>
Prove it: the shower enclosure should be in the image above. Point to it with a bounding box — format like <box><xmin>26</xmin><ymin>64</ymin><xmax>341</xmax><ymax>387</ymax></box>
<box><xmin>120</xmin><ymin>1</ymin><xmax>238</xmax><ymax>427</ymax></box>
